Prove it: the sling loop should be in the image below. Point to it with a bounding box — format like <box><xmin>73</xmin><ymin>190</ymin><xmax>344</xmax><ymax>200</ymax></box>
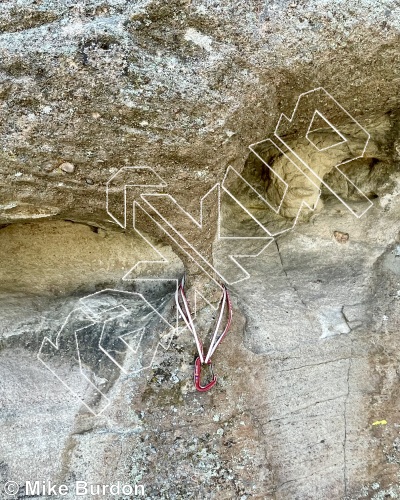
<box><xmin>175</xmin><ymin>277</ymin><xmax>232</xmax><ymax>392</ymax></box>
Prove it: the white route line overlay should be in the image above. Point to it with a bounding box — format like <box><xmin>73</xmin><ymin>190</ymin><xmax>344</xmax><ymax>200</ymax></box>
<box><xmin>39</xmin><ymin>87</ymin><xmax>373</xmax><ymax>411</ymax></box>
<box><xmin>274</xmin><ymin>87</ymin><xmax>373</xmax><ymax>218</ymax></box>
<box><xmin>107</xmin><ymin>88</ymin><xmax>372</xmax><ymax>284</ymax></box>
<box><xmin>38</xmin><ymin>289</ymin><xmax>177</xmax><ymax>416</ymax></box>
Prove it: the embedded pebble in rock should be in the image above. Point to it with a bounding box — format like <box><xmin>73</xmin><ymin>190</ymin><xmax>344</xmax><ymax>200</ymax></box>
<box><xmin>59</xmin><ymin>162</ymin><xmax>75</xmax><ymax>174</ymax></box>
<box><xmin>334</xmin><ymin>230</ymin><xmax>350</xmax><ymax>244</ymax></box>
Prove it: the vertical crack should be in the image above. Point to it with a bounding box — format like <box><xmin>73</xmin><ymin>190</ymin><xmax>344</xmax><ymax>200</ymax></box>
<box><xmin>275</xmin><ymin>239</ymin><xmax>307</xmax><ymax>308</ymax></box>
<box><xmin>343</xmin><ymin>352</ymin><xmax>352</xmax><ymax>499</ymax></box>
<box><xmin>275</xmin><ymin>239</ymin><xmax>316</xmax><ymax>332</ymax></box>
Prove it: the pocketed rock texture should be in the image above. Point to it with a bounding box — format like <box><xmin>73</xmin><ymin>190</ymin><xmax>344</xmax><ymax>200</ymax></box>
<box><xmin>0</xmin><ymin>1</ymin><xmax>400</xmax><ymax>499</ymax></box>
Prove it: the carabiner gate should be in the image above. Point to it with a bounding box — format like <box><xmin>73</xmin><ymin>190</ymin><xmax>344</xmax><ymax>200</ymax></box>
<box><xmin>194</xmin><ymin>356</ymin><xmax>217</xmax><ymax>392</ymax></box>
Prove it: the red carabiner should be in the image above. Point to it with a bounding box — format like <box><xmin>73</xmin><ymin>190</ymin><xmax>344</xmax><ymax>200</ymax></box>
<box><xmin>194</xmin><ymin>357</ymin><xmax>217</xmax><ymax>392</ymax></box>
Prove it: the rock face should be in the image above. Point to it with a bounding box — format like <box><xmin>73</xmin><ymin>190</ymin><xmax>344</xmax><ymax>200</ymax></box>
<box><xmin>0</xmin><ymin>1</ymin><xmax>400</xmax><ymax>499</ymax></box>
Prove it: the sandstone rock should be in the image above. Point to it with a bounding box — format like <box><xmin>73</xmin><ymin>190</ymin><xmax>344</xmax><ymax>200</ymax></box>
<box><xmin>0</xmin><ymin>1</ymin><xmax>399</xmax><ymax>499</ymax></box>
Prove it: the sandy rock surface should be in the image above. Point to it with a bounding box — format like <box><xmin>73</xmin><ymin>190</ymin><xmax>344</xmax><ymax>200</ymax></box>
<box><xmin>0</xmin><ymin>1</ymin><xmax>400</xmax><ymax>499</ymax></box>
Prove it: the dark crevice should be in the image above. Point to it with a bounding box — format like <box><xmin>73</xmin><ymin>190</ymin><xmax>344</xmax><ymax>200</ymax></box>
<box><xmin>63</xmin><ymin>219</ymin><xmax>101</xmax><ymax>233</ymax></box>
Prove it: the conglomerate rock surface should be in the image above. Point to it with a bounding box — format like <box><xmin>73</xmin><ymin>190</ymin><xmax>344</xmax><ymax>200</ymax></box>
<box><xmin>0</xmin><ymin>1</ymin><xmax>400</xmax><ymax>499</ymax></box>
